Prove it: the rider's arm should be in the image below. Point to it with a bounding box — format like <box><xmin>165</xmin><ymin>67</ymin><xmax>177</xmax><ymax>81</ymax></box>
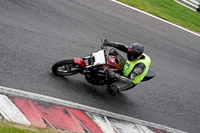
<box><xmin>104</xmin><ymin>39</ymin><xmax>128</xmax><ymax>53</ymax></box>
<box><xmin>131</xmin><ymin>63</ymin><xmax>146</xmax><ymax>79</ymax></box>
<box><xmin>133</xmin><ymin>63</ymin><xmax>146</xmax><ymax>76</ymax></box>
<box><xmin>109</xmin><ymin>42</ymin><xmax>128</xmax><ymax>53</ymax></box>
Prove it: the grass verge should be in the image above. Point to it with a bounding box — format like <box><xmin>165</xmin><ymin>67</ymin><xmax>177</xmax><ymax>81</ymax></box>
<box><xmin>0</xmin><ymin>120</ymin><xmax>68</xmax><ymax>133</ymax></box>
<box><xmin>117</xmin><ymin>0</ymin><xmax>200</xmax><ymax>33</ymax></box>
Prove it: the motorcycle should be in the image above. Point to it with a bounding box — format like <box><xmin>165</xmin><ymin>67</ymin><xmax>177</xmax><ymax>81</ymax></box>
<box><xmin>52</xmin><ymin>41</ymin><xmax>155</xmax><ymax>95</ymax></box>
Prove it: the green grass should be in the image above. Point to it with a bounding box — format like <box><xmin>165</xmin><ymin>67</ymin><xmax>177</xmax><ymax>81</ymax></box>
<box><xmin>0</xmin><ymin>120</ymin><xmax>68</xmax><ymax>133</ymax></box>
<box><xmin>0</xmin><ymin>125</ymin><xmax>37</xmax><ymax>133</ymax></box>
<box><xmin>118</xmin><ymin>0</ymin><xmax>200</xmax><ymax>33</ymax></box>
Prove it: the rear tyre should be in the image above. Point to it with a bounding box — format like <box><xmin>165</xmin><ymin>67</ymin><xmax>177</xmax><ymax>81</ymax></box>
<box><xmin>52</xmin><ymin>59</ymin><xmax>82</xmax><ymax>76</ymax></box>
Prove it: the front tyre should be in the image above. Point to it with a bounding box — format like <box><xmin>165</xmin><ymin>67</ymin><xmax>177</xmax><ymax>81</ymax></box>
<box><xmin>52</xmin><ymin>59</ymin><xmax>82</xmax><ymax>76</ymax></box>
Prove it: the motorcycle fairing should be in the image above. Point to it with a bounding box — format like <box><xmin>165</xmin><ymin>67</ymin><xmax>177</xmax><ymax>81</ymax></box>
<box><xmin>91</xmin><ymin>50</ymin><xmax>106</xmax><ymax>66</ymax></box>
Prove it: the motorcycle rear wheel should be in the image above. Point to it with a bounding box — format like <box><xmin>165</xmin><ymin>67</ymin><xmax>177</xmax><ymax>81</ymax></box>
<box><xmin>52</xmin><ymin>59</ymin><xmax>82</xmax><ymax>76</ymax></box>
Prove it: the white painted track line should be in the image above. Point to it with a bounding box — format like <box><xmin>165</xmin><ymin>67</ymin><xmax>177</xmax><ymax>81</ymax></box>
<box><xmin>111</xmin><ymin>0</ymin><xmax>200</xmax><ymax>37</ymax></box>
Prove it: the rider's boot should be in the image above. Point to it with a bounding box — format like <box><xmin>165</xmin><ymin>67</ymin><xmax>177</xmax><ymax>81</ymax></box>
<box><xmin>108</xmin><ymin>85</ymin><xmax>119</xmax><ymax>96</ymax></box>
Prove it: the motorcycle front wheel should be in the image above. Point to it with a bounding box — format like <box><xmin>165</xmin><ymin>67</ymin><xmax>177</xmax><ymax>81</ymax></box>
<box><xmin>52</xmin><ymin>59</ymin><xmax>83</xmax><ymax>76</ymax></box>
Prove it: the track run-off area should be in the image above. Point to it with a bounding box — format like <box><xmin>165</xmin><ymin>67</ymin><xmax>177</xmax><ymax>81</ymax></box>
<box><xmin>0</xmin><ymin>0</ymin><xmax>200</xmax><ymax>132</ymax></box>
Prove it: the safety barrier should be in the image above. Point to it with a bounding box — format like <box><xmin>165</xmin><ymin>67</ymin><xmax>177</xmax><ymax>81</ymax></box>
<box><xmin>174</xmin><ymin>0</ymin><xmax>200</xmax><ymax>12</ymax></box>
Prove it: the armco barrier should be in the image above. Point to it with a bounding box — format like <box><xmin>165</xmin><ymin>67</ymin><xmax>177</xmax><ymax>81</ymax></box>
<box><xmin>174</xmin><ymin>0</ymin><xmax>200</xmax><ymax>12</ymax></box>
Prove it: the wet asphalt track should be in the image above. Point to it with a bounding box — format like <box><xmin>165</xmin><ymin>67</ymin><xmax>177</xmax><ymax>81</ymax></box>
<box><xmin>0</xmin><ymin>0</ymin><xmax>200</xmax><ymax>132</ymax></box>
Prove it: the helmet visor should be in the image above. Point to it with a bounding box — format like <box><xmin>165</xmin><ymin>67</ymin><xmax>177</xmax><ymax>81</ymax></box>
<box><xmin>127</xmin><ymin>51</ymin><xmax>142</xmax><ymax>61</ymax></box>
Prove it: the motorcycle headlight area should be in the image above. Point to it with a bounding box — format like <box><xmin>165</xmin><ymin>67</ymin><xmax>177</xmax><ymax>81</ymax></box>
<box><xmin>91</xmin><ymin>50</ymin><xmax>106</xmax><ymax>66</ymax></box>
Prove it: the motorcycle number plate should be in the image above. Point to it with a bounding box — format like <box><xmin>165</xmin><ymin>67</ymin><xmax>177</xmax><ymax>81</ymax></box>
<box><xmin>92</xmin><ymin>50</ymin><xmax>106</xmax><ymax>66</ymax></box>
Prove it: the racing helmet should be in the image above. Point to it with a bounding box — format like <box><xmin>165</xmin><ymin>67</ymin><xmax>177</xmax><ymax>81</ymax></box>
<box><xmin>127</xmin><ymin>43</ymin><xmax>144</xmax><ymax>61</ymax></box>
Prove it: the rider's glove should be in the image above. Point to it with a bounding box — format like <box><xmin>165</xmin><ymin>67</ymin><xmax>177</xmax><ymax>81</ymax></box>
<box><xmin>103</xmin><ymin>39</ymin><xmax>113</xmax><ymax>47</ymax></box>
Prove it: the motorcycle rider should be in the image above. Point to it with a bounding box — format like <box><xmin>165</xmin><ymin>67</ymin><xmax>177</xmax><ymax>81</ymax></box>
<box><xmin>103</xmin><ymin>39</ymin><xmax>151</xmax><ymax>96</ymax></box>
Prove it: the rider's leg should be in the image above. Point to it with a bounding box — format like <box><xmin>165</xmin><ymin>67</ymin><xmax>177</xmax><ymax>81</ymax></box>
<box><xmin>113</xmin><ymin>81</ymin><xmax>136</xmax><ymax>91</ymax></box>
<box><xmin>108</xmin><ymin>81</ymin><xmax>136</xmax><ymax>96</ymax></box>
